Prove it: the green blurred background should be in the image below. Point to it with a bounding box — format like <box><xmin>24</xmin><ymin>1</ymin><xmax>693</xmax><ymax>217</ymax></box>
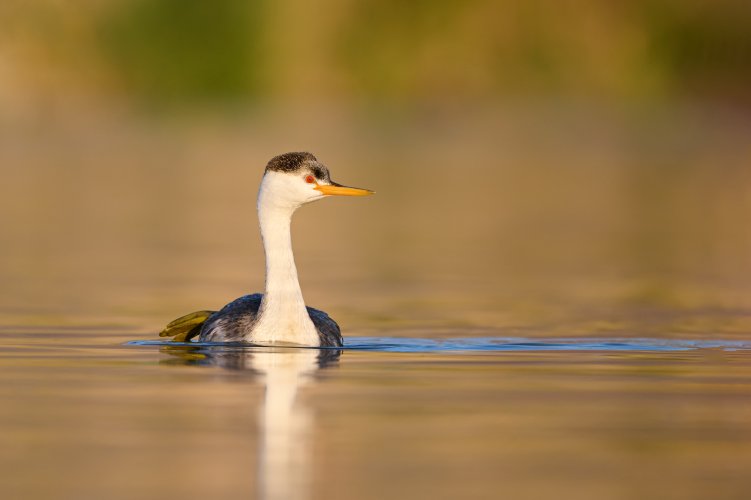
<box><xmin>3</xmin><ymin>0</ymin><xmax>751</xmax><ymax>107</ymax></box>
<box><xmin>1</xmin><ymin>0</ymin><xmax>750</xmax><ymax>335</ymax></box>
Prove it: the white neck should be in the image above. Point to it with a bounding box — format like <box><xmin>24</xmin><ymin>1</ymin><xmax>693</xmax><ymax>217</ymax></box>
<box><xmin>249</xmin><ymin>177</ymin><xmax>320</xmax><ymax>346</ymax></box>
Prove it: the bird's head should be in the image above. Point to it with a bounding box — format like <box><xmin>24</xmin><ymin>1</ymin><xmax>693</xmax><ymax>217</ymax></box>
<box><xmin>258</xmin><ymin>152</ymin><xmax>373</xmax><ymax>211</ymax></box>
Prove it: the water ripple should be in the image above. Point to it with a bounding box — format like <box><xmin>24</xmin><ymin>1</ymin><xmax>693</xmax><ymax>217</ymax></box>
<box><xmin>127</xmin><ymin>337</ymin><xmax>751</xmax><ymax>353</ymax></box>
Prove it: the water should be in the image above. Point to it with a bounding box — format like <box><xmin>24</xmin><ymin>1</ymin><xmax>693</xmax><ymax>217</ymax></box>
<box><xmin>130</xmin><ymin>336</ymin><xmax>751</xmax><ymax>352</ymax></box>
<box><xmin>2</xmin><ymin>108</ymin><xmax>751</xmax><ymax>499</ymax></box>
<box><xmin>1</xmin><ymin>328</ymin><xmax>750</xmax><ymax>500</ymax></box>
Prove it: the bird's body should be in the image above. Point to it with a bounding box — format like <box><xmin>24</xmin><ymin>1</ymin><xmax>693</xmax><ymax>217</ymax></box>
<box><xmin>159</xmin><ymin>152</ymin><xmax>372</xmax><ymax>347</ymax></box>
<box><xmin>199</xmin><ymin>294</ymin><xmax>343</xmax><ymax>347</ymax></box>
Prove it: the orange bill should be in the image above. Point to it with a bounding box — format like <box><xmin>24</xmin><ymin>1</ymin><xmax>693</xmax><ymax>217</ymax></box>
<box><xmin>315</xmin><ymin>182</ymin><xmax>374</xmax><ymax>196</ymax></box>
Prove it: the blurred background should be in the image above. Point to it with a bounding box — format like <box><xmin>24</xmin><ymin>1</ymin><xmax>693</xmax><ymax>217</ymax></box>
<box><xmin>1</xmin><ymin>0</ymin><xmax>750</xmax><ymax>337</ymax></box>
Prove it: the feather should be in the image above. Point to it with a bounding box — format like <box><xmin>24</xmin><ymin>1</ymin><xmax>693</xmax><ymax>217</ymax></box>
<box><xmin>159</xmin><ymin>310</ymin><xmax>215</xmax><ymax>341</ymax></box>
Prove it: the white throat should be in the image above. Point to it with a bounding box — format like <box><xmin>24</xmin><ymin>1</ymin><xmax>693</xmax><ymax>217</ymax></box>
<box><xmin>249</xmin><ymin>175</ymin><xmax>320</xmax><ymax>346</ymax></box>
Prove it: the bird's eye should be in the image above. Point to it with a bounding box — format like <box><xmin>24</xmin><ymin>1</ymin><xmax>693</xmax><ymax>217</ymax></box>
<box><xmin>305</xmin><ymin>175</ymin><xmax>315</xmax><ymax>184</ymax></box>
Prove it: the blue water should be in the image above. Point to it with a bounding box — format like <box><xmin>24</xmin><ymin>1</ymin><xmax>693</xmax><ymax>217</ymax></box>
<box><xmin>126</xmin><ymin>337</ymin><xmax>751</xmax><ymax>353</ymax></box>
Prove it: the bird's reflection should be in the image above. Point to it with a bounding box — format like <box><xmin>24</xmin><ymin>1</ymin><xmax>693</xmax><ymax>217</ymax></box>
<box><xmin>160</xmin><ymin>345</ymin><xmax>341</xmax><ymax>500</ymax></box>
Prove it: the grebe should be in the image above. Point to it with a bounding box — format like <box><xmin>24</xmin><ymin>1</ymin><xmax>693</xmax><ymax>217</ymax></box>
<box><xmin>159</xmin><ymin>152</ymin><xmax>373</xmax><ymax>347</ymax></box>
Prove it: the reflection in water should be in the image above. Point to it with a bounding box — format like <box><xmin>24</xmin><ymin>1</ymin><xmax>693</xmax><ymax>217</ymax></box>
<box><xmin>161</xmin><ymin>345</ymin><xmax>341</xmax><ymax>500</ymax></box>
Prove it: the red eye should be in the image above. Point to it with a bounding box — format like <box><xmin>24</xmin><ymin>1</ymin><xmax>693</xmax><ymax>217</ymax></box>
<box><xmin>305</xmin><ymin>175</ymin><xmax>315</xmax><ymax>184</ymax></box>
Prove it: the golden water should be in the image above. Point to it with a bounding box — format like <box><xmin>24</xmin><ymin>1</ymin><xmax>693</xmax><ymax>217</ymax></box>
<box><xmin>1</xmin><ymin>106</ymin><xmax>750</xmax><ymax>499</ymax></box>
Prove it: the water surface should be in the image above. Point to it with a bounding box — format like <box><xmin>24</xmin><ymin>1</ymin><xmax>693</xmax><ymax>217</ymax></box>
<box><xmin>1</xmin><ymin>327</ymin><xmax>750</xmax><ymax>500</ymax></box>
<box><xmin>2</xmin><ymin>109</ymin><xmax>751</xmax><ymax>499</ymax></box>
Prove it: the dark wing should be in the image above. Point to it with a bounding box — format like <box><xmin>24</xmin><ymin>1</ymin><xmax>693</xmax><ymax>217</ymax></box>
<box><xmin>306</xmin><ymin>306</ymin><xmax>343</xmax><ymax>347</ymax></box>
<box><xmin>199</xmin><ymin>294</ymin><xmax>263</xmax><ymax>342</ymax></box>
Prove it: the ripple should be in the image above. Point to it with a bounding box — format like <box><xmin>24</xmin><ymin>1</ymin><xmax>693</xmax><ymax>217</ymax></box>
<box><xmin>126</xmin><ymin>337</ymin><xmax>751</xmax><ymax>353</ymax></box>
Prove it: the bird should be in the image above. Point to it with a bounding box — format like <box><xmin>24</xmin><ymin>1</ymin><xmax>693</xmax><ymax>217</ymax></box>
<box><xmin>159</xmin><ymin>152</ymin><xmax>373</xmax><ymax>347</ymax></box>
